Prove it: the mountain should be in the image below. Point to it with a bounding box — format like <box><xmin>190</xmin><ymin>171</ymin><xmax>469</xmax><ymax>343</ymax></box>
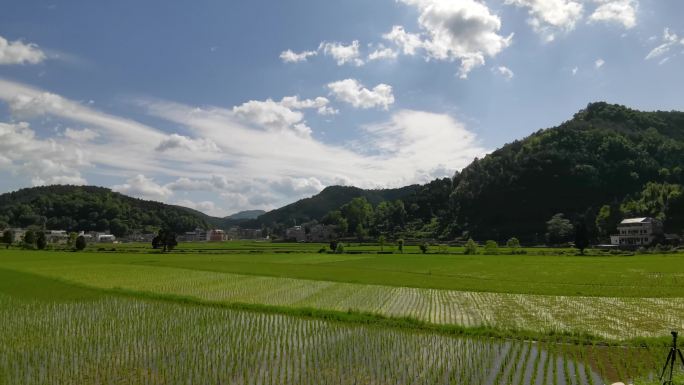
<box><xmin>254</xmin><ymin>185</ymin><xmax>422</xmax><ymax>227</ymax></box>
<box><xmin>447</xmin><ymin>102</ymin><xmax>684</xmax><ymax>242</ymax></box>
<box><xmin>226</xmin><ymin>210</ymin><xmax>265</xmax><ymax>220</ymax></box>
<box><xmin>0</xmin><ymin>185</ymin><xmax>213</xmax><ymax>236</ymax></box>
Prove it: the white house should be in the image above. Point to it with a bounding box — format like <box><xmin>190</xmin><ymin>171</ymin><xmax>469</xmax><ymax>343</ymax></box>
<box><xmin>610</xmin><ymin>217</ymin><xmax>663</xmax><ymax>248</ymax></box>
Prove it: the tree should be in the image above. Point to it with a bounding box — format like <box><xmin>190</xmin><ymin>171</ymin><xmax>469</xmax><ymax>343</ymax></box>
<box><xmin>396</xmin><ymin>239</ymin><xmax>404</xmax><ymax>254</ymax></box>
<box><xmin>2</xmin><ymin>229</ymin><xmax>13</xmax><ymax>248</ymax></box>
<box><xmin>110</xmin><ymin>218</ymin><xmax>129</xmax><ymax>238</ymax></box>
<box><xmin>419</xmin><ymin>242</ymin><xmax>429</xmax><ymax>254</ymax></box>
<box><xmin>574</xmin><ymin>221</ymin><xmax>590</xmax><ymax>255</ymax></box>
<box><xmin>595</xmin><ymin>203</ymin><xmax>621</xmax><ymax>240</ymax></box>
<box><xmin>464</xmin><ymin>238</ymin><xmax>478</xmax><ymax>255</ymax></box>
<box><xmin>484</xmin><ymin>240</ymin><xmax>498</xmax><ymax>255</ymax></box>
<box><xmin>75</xmin><ymin>235</ymin><xmax>87</xmax><ymax>251</ymax></box>
<box><xmin>23</xmin><ymin>230</ymin><xmax>36</xmax><ymax>248</ymax></box>
<box><xmin>36</xmin><ymin>232</ymin><xmax>47</xmax><ymax>250</ymax></box>
<box><xmin>506</xmin><ymin>237</ymin><xmax>521</xmax><ymax>249</ymax></box>
<box><xmin>329</xmin><ymin>240</ymin><xmax>338</xmax><ymax>252</ymax></box>
<box><xmin>378</xmin><ymin>235</ymin><xmax>386</xmax><ymax>252</ymax></box>
<box><xmin>354</xmin><ymin>224</ymin><xmax>367</xmax><ymax>242</ymax></box>
<box><xmin>335</xmin><ymin>242</ymin><xmax>345</xmax><ymax>254</ymax></box>
<box><xmin>545</xmin><ymin>213</ymin><xmax>573</xmax><ymax>245</ymax></box>
<box><xmin>67</xmin><ymin>232</ymin><xmax>78</xmax><ymax>248</ymax></box>
<box><xmin>154</xmin><ymin>229</ymin><xmax>178</xmax><ymax>252</ymax></box>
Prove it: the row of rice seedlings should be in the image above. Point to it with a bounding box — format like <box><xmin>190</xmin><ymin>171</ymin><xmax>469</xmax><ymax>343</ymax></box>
<box><xmin>7</xmin><ymin>291</ymin><xmax>664</xmax><ymax>385</ymax></box>
<box><xmin>12</xmin><ymin>262</ymin><xmax>684</xmax><ymax>340</ymax></box>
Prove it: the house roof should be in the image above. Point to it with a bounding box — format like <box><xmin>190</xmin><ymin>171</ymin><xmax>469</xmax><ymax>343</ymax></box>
<box><xmin>620</xmin><ymin>217</ymin><xmax>651</xmax><ymax>224</ymax></box>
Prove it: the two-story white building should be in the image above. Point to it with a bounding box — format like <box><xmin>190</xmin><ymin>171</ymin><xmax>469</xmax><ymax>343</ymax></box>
<box><xmin>610</xmin><ymin>217</ymin><xmax>663</xmax><ymax>248</ymax></box>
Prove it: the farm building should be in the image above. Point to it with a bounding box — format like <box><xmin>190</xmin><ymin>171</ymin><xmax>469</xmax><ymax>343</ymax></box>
<box><xmin>610</xmin><ymin>217</ymin><xmax>663</xmax><ymax>248</ymax></box>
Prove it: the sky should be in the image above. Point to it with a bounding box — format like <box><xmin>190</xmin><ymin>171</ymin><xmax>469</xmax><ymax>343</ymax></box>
<box><xmin>1</xmin><ymin>0</ymin><xmax>683</xmax><ymax>217</ymax></box>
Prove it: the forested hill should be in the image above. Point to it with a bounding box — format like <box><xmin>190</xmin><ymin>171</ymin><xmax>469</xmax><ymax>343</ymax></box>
<box><xmin>0</xmin><ymin>185</ymin><xmax>215</xmax><ymax>236</ymax></box>
<box><xmin>448</xmin><ymin>102</ymin><xmax>684</xmax><ymax>242</ymax></box>
<box><xmin>252</xmin><ymin>185</ymin><xmax>422</xmax><ymax>227</ymax></box>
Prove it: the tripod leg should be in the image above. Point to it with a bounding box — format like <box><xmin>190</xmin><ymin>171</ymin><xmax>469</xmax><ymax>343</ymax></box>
<box><xmin>661</xmin><ymin>350</ymin><xmax>674</xmax><ymax>381</ymax></box>
<box><xmin>678</xmin><ymin>348</ymin><xmax>684</xmax><ymax>367</ymax></box>
<box><xmin>669</xmin><ymin>350</ymin><xmax>676</xmax><ymax>385</ymax></box>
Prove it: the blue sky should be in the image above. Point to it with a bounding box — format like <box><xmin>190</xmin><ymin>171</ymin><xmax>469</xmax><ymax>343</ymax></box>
<box><xmin>1</xmin><ymin>0</ymin><xmax>683</xmax><ymax>216</ymax></box>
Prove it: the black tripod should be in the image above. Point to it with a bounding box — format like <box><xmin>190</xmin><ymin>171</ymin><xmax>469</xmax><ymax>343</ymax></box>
<box><xmin>660</xmin><ymin>331</ymin><xmax>684</xmax><ymax>385</ymax></box>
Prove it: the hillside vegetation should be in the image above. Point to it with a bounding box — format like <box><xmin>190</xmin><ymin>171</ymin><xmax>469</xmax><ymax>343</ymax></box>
<box><xmin>0</xmin><ymin>185</ymin><xmax>212</xmax><ymax>236</ymax></box>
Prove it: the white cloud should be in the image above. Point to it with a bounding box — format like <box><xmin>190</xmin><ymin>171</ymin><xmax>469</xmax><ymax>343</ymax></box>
<box><xmin>505</xmin><ymin>0</ymin><xmax>584</xmax><ymax>42</ymax></box>
<box><xmin>279</xmin><ymin>49</ymin><xmax>317</xmax><ymax>63</ymax></box>
<box><xmin>572</xmin><ymin>66</ymin><xmax>578</xmax><ymax>75</ymax></box>
<box><xmin>0</xmin><ymin>35</ymin><xmax>46</xmax><ymax>65</ymax></box>
<box><xmin>0</xmin><ymin>121</ymin><xmax>87</xmax><ymax>185</ymax></box>
<box><xmin>64</xmin><ymin>127</ymin><xmax>98</xmax><ymax>142</ymax></box>
<box><xmin>359</xmin><ymin>110</ymin><xmax>488</xmax><ymax>183</ymax></box>
<box><xmin>595</xmin><ymin>58</ymin><xmax>605</xmax><ymax>68</ymax></box>
<box><xmin>155</xmin><ymin>133</ymin><xmax>219</xmax><ymax>152</ymax></box>
<box><xmin>390</xmin><ymin>0</ymin><xmax>513</xmax><ymax>78</ymax></box>
<box><xmin>383</xmin><ymin>26</ymin><xmax>424</xmax><ymax>55</ymax></box>
<box><xmin>327</xmin><ymin>79</ymin><xmax>395</xmax><ymax>110</ymax></box>
<box><xmin>279</xmin><ymin>96</ymin><xmax>338</xmax><ymax>115</ymax></box>
<box><xmin>320</xmin><ymin>40</ymin><xmax>364</xmax><ymax>66</ymax></box>
<box><xmin>174</xmin><ymin>199</ymin><xmax>228</xmax><ymax>217</ymax></box>
<box><xmin>645</xmin><ymin>28</ymin><xmax>683</xmax><ymax>62</ymax></box>
<box><xmin>588</xmin><ymin>0</ymin><xmax>638</xmax><ymax>29</ymax></box>
<box><xmin>232</xmin><ymin>99</ymin><xmax>312</xmax><ymax>137</ymax></box>
<box><xmin>0</xmin><ymin>78</ymin><xmax>489</xmax><ymax>213</ymax></box>
<box><xmin>494</xmin><ymin>66</ymin><xmax>514</xmax><ymax>80</ymax></box>
<box><xmin>368</xmin><ymin>45</ymin><xmax>399</xmax><ymax>61</ymax></box>
<box><xmin>112</xmin><ymin>175</ymin><xmax>172</xmax><ymax>201</ymax></box>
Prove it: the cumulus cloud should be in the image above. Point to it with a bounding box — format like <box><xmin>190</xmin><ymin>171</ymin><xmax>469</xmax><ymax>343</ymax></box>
<box><xmin>645</xmin><ymin>28</ymin><xmax>683</xmax><ymax>62</ymax></box>
<box><xmin>327</xmin><ymin>79</ymin><xmax>395</xmax><ymax>110</ymax></box>
<box><xmin>155</xmin><ymin>134</ymin><xmax>219</xmax><ymax>152</ymax></box>
<box><xmin>279</xmin><ymin>96</ymin><xmax>338</xmax><ymax>115</ymax></box>
<box><xmin>588</xmin><ymin>0</ymin><xmax>638</xmax><ymax>29</ymax></box>
<box><xmin>368</xmin><ymin>45</ymin><xmax>399</xmax><ymax>61</ymax></box>
<box><xmin>494</xmin><ymin>66</ymin><xmax>514</xmax><ymax>80</ymax></box>
<box><xmin>0</xmin><ymin>35</ymin><xmax>46</xmax><ymax>65</ymax></box>
<box><xmin>383</xmin><ymin>26</ymin><xmax>424</xmax><ymax>55</ymax></box>
<box><xmin>595</xmin><ymin>58</ymin><xmax>605</xmax><ymax>68</ymax></box>
<box><xmin>279</xmin><ymin>49</ymin><xmax>317</xmax><ymax>63</ymax></box>
<box><xmin>112</xmin><ymin>175</ymin><xmax>172</xmax><ymax>201</ymax></box>
<box><xmin>388</xmin><ymin>0</ymin><xmax>513</xmax><ymax>78</ymax></box>
<box><xmin>319</xmin><ymin>40</ymin><xmax>364</xmax><ymax>66</ymax></box>
<box><xmin>233</xmin><ymin>99</ymin><xmax>312</xmax><ymax>137</ymax></box>
<box><xmin>0</xmin><ymin>121</ymin><xmax>87</xmax><ymax>185</ymax></box>
<box><xmin>505</xmin><ymin>0</ymin><xmax>583</xmax><ymax>42</ymax></box>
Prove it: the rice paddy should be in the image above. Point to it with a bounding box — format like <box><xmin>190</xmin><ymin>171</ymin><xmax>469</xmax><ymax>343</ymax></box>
<box><xmin>1</xmin><ymin>244</ymin><xmax>683</xmax><ymax>384</ymax></box>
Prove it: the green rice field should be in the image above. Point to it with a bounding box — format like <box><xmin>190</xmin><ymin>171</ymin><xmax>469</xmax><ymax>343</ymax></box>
<box><xmin>1</xmin><ymin>242</ymin><xmax>683</xmax><ymax>384</ymax></box>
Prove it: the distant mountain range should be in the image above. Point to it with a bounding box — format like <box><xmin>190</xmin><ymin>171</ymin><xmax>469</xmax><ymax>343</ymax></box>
<box><xmin>1</xmin><ymin>102</ymin><xmax>682</xmax><ymax>242</ymax></box>
<box><xmin>225</xmin><ymin>210</ymin><xmax>266</xmax><ymax>221</ymax></box>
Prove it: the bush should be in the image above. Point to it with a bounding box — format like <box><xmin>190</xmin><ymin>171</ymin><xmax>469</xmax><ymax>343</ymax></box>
<box><xmin>335</xmin><ymin>243</ymin><xmax>345</xmax><ymax>254</ymax></box>
<box><xmin>318</xmin><ymin>247</ymin><xmax>327</xmax><ymax>253</ymax></box>
<box><xmin>464</xmin><ymin>238</ymin><xmax>478</xmax><ymax>255</ymax></box>
<box><xmin>329</xmin><ymin>240</ymin><xmax>338</xmax><ymax>252</ymax></box>
<box><xmin>484</xmin><ymin>240</ymin><xmax>498</xmax><ymax>254</ymax></box>
<box><xmin>36</xmin><ymin>232</ymin><xmax>47</xmax><ymax>250</ymax></box>
<box><xmin>75</xmin><ymin>236</ymin><xmax>87</xmax><ymax>251</ymax></box>
<box><xmin>419</xmin><ymin>242</ymin><xmax>429</xmax><ymax>254</ymax></box>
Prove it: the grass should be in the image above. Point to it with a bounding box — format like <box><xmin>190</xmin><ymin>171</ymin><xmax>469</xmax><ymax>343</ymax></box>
<box><xmin>2</xmin><ymin>250</ymin><xmax>684</xmax><ymax>340</ymax></box>
<box><xmin>3</xmin><ymin>245</ymin><xmax>684</xmax><ymax>297</ymax></box>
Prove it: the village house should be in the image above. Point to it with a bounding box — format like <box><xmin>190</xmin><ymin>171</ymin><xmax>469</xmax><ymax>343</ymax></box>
<box><xmin>610</xmin><ymin>217</ymin><xmax>663</xmax><ymax>248</ymax></box>
<box><xmin>285</xmin><ymin>226</ymin><xmax>306</xmax><ymax>242</ymax></box>
<box><xmin>207</xmin><ymin>229</ymin><xmax>226</xmax><ymax>242</ymax></box>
